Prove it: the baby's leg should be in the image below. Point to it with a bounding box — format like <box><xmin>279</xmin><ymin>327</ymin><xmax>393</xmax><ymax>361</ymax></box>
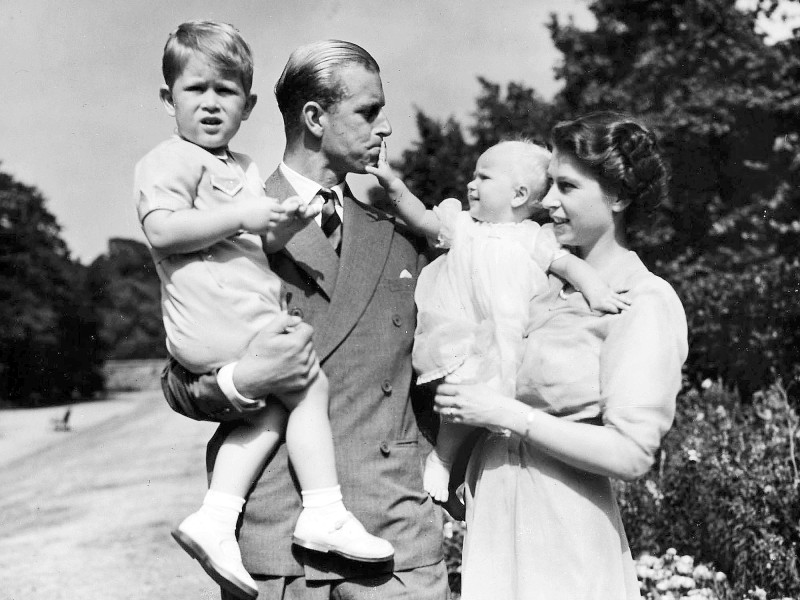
<box><xmin>280</xmin><ymin>371</ymin><xmax>395</xmax><ymax>563</ymax></box>
<box><xmin>424</xmin><ymin>421</ymin><xmax>474</xmax><ymax>503</ymax></box>
<box><xmin>173</xmin><ymin>402</ymin><xmax>286</xmax><ymax>600</ymax></box>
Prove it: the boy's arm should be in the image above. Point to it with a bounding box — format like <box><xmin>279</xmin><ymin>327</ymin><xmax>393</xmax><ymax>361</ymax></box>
<box><xmin>141</xmin><ymin>197</ymin><xmax>287</xmax><ymax>255</ymax></box>
<box><xmin>365</xmin><ymin>143</ymin><xmax>442</xmax><ymax>240</ymax></box>
<box><xmin>550</xmin><ymin>253</ymin><xmax>630</xmax><ymax>313</ymax></box>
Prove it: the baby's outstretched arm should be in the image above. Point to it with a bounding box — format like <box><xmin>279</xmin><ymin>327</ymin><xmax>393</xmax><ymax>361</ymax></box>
<box><xmin>142</xmin><ymin>196</ymin><xmax>289</xmax><ymax>255</ymax></box>
<box><xmin>365</xmin><ymin>142</ymin><xmax>442</xmax><ymax>240</ymax></box>
<box><xmin>550</xmin><ymin>254</ymin><xmax>631</xmax><ymax>314</ymax></box>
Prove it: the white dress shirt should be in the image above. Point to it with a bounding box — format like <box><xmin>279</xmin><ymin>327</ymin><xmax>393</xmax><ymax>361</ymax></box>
<box><xmin>279</xmin><ymin>162</ymin><xmax>344</xmax><ymax>225</ymax></box>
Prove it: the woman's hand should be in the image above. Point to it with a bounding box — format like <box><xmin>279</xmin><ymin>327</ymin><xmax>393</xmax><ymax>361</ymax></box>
<box><xmin>434</xmin><ymin>375</ymin><xmax>519</xmax><ymax>430</ymax></box>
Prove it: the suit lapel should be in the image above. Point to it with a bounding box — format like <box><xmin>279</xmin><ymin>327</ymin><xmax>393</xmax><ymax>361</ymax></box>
<box><xmin>314</xmin><ymin>191</ymin><xmax>395</xmax><ymax>361</ymax></box>
<box><xmin>266</xmin><ymin>169</ymin><xmax>340</xmax><ymax>300</ymax></box>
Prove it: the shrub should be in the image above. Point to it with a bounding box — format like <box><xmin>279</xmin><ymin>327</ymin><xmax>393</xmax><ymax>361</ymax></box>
<box><xmin>618</xmin><ymin>379</ymin><xmax>800</xmax><ymax>598</ymax></box>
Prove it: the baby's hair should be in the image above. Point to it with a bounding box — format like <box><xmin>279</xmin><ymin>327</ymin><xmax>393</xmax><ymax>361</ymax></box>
<box><xmin>162</xmin><ymin>21</ymin><xmax>254</xmax><ymax>94</ymax></box>
<box><xmin>495</xmin><ymin>137</ymin><xmax>552</xmax><ymax>207</ymax></box>
<box><xmin>550</xmin><ymin>112</ymin><xmax>668</xmax><ymax>230</ymax></box>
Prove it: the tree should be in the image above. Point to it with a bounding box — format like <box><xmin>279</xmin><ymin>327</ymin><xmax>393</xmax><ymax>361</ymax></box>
<box><xmin>547</xmin><ymin>0</ymin><xmax>800</xmax><ymax>396</ymax></box>
<box><xmin>0</xmin><ymin>167</ymin><xmax>103</xmax><ymax>405</ymax></box>
<box><xmin>87</xmin><ymin>238</ymin><xmax>165</xmax><ymax>360</ymax></box>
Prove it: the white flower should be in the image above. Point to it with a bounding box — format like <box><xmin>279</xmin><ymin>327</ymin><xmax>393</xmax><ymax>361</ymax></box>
<box><xmin>701</xmin><ymin>378</ymin><xmax>713</xmax><ymax>389</ymax></box>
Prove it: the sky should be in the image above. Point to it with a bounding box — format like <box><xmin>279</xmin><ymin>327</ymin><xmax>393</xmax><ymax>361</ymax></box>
<box><xmin>4</xmin><ymin>2</ymin><xmax>797</xmax><ymax>264</ymax></box>
<box><xmin>1</xmin><ymin>0</ymin><xmax>598</xmax><ymax>263</ymax></box>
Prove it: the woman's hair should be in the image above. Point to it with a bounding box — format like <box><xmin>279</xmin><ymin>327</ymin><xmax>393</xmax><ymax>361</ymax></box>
<box><xmin>550</xmin><ymin>112</ymin><xmax>669</xmax><ymax>231</ymax></box>
<box><xmin>162</xmin><ymin>21</ymin><xmax>254</xmax><ymax>94</ymax></box>
<box><xmin>274</xmin><ymin>40</ymin><xmax>380</xmax><ymax>139</ymax></box>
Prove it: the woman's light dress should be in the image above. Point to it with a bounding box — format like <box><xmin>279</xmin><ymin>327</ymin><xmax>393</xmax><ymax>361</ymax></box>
<box><xmin>461</xmin><ymin>251</ymin><xmax>688</xmax><ymax>600</ymax></box>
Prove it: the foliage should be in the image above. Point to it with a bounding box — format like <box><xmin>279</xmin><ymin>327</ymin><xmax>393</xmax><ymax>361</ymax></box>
<box><xmin>547</xmin><ymin>0</ymin><xmax>800</xmax><ymax>395</ymax></box>
<box><xmin>0</xmin><ymin>168</ymin><xmax>103</xmax><ymax>405</ymax></box>
<box><xmin>394</xmin><ymin>0</ymin><xmax>800</xmax><ymax>397</ymax></box>
<box><xmin>617</xmin><ymin>380</ymin><xmax>800</xmax><ymax>598</ymax></box>
<box><xmin>87</xmin><ymin>238</ymin><xmax>165</xmax><ymax>360</ymax></box>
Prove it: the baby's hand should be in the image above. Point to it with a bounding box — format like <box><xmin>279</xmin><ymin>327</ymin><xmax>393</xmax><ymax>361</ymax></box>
<box><xmin>583</xmin><ymin>285</ymin><xmax>631</xmax><ymax>314</ymax></box>
<box><xmin>238</xmin><ymin>196</ymin><xmax>289</xmax><ymax>233</ymax></box>
<box><xmin>364</xmin><ymin>141</ymin><xmax>398</xmax><ymax>188</ymax></box>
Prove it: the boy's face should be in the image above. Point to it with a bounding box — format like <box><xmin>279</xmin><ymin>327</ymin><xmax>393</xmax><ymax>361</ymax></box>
<box><xmin>467</xmin><ymin>144</ymin><xmax>521</xmax><ymax>223</ymax></box>
<box><xmin>159</xmin><ymin>53</ymin><xmax>256</xmax><ymax>151</ymax></box>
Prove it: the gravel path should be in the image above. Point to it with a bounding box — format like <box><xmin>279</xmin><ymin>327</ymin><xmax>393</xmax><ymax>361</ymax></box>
<box><xmin>0</xmin><ymin>391</ymin><xmax>221</xmax><ymax>599</ymax></box>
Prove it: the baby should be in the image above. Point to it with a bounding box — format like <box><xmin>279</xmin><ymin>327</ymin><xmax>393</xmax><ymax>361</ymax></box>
<box><xmin>134</xmin><ymin>21</ymin><xmax>392</xmax><ymax>600</ymax></box>
<box><xmin>367</xmin><ymin>139</ymin><xmax>629</xmax><ymax>503</ymax></box>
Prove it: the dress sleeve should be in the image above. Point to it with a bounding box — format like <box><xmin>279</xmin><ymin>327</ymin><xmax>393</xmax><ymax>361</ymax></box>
<box><xmin>530</xmin><ymin>223</ymin><xmax>570</xmax><ymax>272</ymax></box>
<box><xmin>600</xmin><ymin>277</ymin><xmax>688</xmax><ymax>459</ymax></box>
<box><xmin>134</xmin><ymin>145</ymin><xmax>199</xmax><ymax>223</ymax></box>
<box><xmin>432</xmin><ymin>198</ymin><xmax>467</xmax><ymax>249</ymax></box>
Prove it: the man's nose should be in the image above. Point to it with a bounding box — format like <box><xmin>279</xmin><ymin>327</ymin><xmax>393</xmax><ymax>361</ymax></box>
<box><xmin>375</xmin><ymin>110</ymin><xmax>392</xmax><ymax>138</ymax></box>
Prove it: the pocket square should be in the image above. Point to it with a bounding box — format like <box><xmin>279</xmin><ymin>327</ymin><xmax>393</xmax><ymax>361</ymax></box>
<box><xmin>399</xmin><ymin>269</ymin><xmax>413</xmax><ymax>279</ymax></box>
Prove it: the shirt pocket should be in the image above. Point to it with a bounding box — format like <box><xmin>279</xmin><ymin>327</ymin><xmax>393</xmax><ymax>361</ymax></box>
<box><xmin>210</xmin><ymin>175</ymin><xmax>244</xmax><ymax>197</ymax></box>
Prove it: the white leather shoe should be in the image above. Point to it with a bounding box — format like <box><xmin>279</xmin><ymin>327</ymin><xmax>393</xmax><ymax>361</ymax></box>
<box><xmin>292</xmin><ymin>510</ymin><xmax>394</xmax><ymax>563</ymax></box>
<box><xmin>172</xmin><ymin>512</ymin><xmax>258</xmax><ymax>600</ymax></box>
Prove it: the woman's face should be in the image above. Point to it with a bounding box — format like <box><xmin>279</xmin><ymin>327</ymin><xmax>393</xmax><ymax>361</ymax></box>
<box><xmin>541</xmin><ymin>148</ymin><xmax>620</xmax><ymax>253</ymax></box>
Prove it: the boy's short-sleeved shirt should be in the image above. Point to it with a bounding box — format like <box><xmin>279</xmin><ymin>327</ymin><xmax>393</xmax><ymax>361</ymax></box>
<box><xmin>134</xmin><ymin>136</ymin><xmax>283</xmax><ymax>374</ymax></box>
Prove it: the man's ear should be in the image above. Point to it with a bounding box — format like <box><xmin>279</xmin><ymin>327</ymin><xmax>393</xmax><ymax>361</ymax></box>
<box><xmin>241</xmin><ymin>94</ymin><xmax>258</xmax><ymax>121</ymax></box>
<box><xmin>159</xmin><ymin>86</ymin><xmax>176</xmax><ymax>117</ymax></box>
<box><xmin>510</xmin><ymin>185</ymin><xmax>530</xmax><ymax>209</ymax></box>
<box><xmin>302</xmin><ymin>101</ymin><xmax>326</xmax><ymax>138</ymax></box>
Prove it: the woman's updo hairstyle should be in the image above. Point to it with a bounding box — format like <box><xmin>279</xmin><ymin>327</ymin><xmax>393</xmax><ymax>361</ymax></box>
<box><xmin>550</xmin><ymin>112</ymin><xmax>669</xmax><ymax>232</ymax></box>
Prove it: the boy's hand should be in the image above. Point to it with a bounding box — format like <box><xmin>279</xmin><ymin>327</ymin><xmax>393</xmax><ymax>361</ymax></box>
<box><xmin>270</xmin><ymin>195</ymin><xmax>318</xmax><ymax>237</ymax></box>
<box><xmin>237</xmin><ymin>196</ymin><xmax>290</xmax><ymax>233</ymax></box>
<box><xmin>583</xmin><ymin>284</ymin><xmax>631</xmax><ymax>314</ymax></box>
<box><xmin>364</xmin><ymin>141</ymin><xmax>398</xmax><ymax>188</ymax></box>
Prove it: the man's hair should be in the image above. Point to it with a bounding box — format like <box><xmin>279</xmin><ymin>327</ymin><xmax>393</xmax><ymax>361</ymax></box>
<box><xmin>274</xmin><ymin>40</ymin><xmax>380</xmax><ymax>138</ymax></box>
<box><xmin>162</xmin><ymin>21</ymin><xmax>254</xmax><ymax>94</ymax></box>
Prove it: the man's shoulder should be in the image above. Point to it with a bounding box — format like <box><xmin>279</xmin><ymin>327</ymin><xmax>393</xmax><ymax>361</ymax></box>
<box><xmin>350</xmin><ymin>197</ymin><xmax>427</xmax><ymax>250</ymax></box>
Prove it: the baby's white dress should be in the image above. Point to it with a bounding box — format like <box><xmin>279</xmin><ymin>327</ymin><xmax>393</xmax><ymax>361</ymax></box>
<box><xmin>412</xmin><ymin>198</ymin><xmax>565</xmax><ymax>395</ymax></box>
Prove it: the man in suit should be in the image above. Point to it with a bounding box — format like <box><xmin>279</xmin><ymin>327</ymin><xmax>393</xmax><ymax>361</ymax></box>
<box><xmin>161</xmin><ymin>40</ymin><xmax>448</xmax><ymax>600</ymax></box>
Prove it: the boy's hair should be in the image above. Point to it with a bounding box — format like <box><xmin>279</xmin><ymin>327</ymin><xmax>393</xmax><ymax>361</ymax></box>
<box><xmin>274</xmin><ymin>40</ymin><xmax>380</xmax><ymax>139</ymax></box>
<box><xmin>496</xmin><ymin>138</ymin><xmax>552</xmax><ymax>210</ymax></box>
<box><xmin>162</xmin><ymin>21</ymin><xmax>254</xmax><ymax>94</ymax></box>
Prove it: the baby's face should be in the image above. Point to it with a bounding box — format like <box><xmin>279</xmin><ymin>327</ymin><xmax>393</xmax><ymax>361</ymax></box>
<box><xmin>466</xmin><ymin>145</ymin><xmax>520</xmax><ymax>223</ymax></box>
<box><xmin>161</xmin><ymin>52</ymin><xmax>255</xmax><ymax>151</ymax></box>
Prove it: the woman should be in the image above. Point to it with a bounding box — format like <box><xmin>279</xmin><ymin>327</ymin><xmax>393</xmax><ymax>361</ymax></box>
<box><xmin>435</xmin><ymin>112</ymin><xmax>688</xmax><ymax>599</ymax></box>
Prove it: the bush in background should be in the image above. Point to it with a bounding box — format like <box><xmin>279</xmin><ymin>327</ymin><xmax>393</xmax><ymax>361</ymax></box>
<box><xmin>618</xmin><ymin>380</ymin><xmax>800</xmax><ymax>598</ymax></box>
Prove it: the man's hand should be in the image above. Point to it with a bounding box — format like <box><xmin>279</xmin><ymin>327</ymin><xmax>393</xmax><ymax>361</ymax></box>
<box><xmin>233</xmin><ymin>313</ymin><xmax>320</xmax><ymax>398</ymax></box>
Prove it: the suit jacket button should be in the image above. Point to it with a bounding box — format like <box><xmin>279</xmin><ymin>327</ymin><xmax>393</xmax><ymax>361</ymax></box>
<box><xmin>392</xmin><ymin>314</ymin><xmax>402</xmax><ymax>327</ymax></box>
<box><xmin>381</xmin><ymin>380</ymin><xmax>393</xmax><ymax>395</ymax></box>
<box><xmin>380</xmin><ymin>441</ymin><xmax>390</xmax><ymax>456</ymax></box>
<box><xmin>289</xmin><ymin>307</ymin><xmax>304</xmax><ymax>318</ymax></box>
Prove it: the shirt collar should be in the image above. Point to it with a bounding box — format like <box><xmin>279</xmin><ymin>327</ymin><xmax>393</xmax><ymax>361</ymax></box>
<box><xmin>279</xmin><ymin>162</ymin><xmax>345</xmax><ymax>207</ymax></box>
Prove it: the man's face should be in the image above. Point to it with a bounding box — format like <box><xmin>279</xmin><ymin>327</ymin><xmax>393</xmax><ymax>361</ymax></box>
<box><xmin>320</xmin><ymin>65</ymin><xmax>392</xmax><ymax>175</ymax></box>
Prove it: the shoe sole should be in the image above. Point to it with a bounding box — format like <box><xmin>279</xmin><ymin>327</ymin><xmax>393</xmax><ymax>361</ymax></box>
<box><xmin>171</xmin><ymin>529</ymin><xmax>258</xmax><ymax>600</ymax></box>
<box><xmin>291</xmin><ymin>535</ymin><xmax>394</xmax><ymax>563</ymax></box>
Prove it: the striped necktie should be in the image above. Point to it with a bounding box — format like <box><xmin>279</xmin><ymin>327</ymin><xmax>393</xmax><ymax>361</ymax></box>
<box><xmin>318</xmin><ymin>188</ymin><xmax>342</xmax><ymax>254</ymax></box>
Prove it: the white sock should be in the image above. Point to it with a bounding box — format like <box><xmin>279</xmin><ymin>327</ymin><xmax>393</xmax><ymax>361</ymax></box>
<box><xmin>199</xmin><ymin>489</ymin><xmax>245</xmax><ymax>533</ymax></box>
<box><xmin>301</xmin><ymin>485</ymin><xmax>347</xmax><ymax>520</ymax></box>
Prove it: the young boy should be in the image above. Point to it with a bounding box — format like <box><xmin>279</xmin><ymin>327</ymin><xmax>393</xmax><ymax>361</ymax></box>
<box><xmin>134</xmin><ymin>21</ymin><xmax>393</xmax><ymax>600</ymax></box>
<box><xmin>367</xmin><ymin>140</ymin><xmax>630</xmax><ymax>503</ymax></box>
